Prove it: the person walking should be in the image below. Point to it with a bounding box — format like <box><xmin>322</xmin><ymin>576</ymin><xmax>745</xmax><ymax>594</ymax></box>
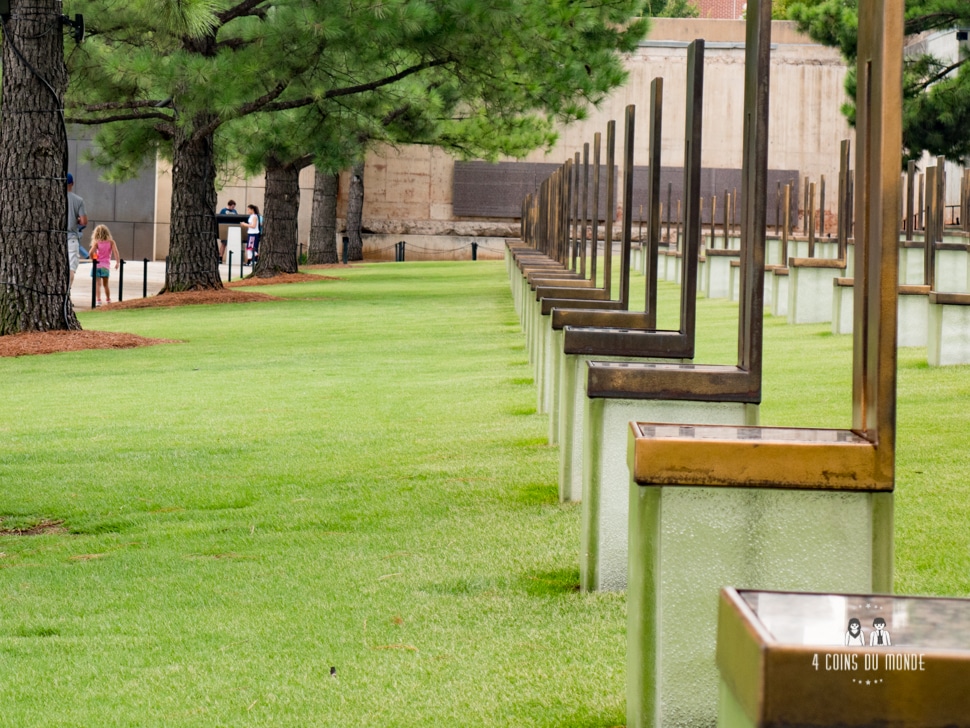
<box><xmin>90</xmin><ymin>224</ymin><xmax>121</xmax><ymax>306</ymax></box>
<box><xmin>67</xmin><ymin>173</ymin><xmax>88</xmax><ymax>286</ymax></box>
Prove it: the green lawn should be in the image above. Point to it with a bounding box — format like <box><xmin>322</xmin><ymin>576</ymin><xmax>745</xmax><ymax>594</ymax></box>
<box><xmin>0</xmin><ymin>260</ymin><xmax>967</xmax><ymax>726</ymax></box>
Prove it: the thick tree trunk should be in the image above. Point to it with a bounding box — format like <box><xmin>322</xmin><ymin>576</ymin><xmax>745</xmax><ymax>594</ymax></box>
<box><xmin>256</xmin><ymin>158</ymin><xmax>301</xmax><ymax>278</ymax></box>
<box><xmin>308</xmin><ymin>168</ymin><xmax>339</xmax><ymax>264</ymax></box>
<box><xmin>0</xmin><ymin>0</ymin><xmax>80</xmax><ymax>333</ymax></box>
<box><xmin>346</xmin><ymin>161</ymin><xmax>365</xmax><ymax>261</ymax></box>
<box><xmin>165</xmin><ymin>122</ymin><xmax>222</xmax><ymax>292</ymax></box>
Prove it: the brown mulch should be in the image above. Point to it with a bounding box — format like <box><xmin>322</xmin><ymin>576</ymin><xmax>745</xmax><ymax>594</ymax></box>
<box><xmin>1</xmin><ymin>270</ymin><xmax>340</xmax><ymax>358</ymax></box>
<box><xmin>101</xmin><ymin>288</ymin><xmax>280</xmax><ymax>310</ymax></box>
<box><xmin>225</xmin><ymin>271</ymin><xmax>343</xmax><ymax>287</ymax></box>
<box><xmin>0</xmin><ymin>330</ymin><xmax>182</xmax><ymax>358</ymax></box>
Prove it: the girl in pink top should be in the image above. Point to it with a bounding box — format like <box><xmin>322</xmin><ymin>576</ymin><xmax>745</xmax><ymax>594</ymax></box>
<box><xmin>90</xmin><ymin>224</ymin><xmax>121</xmax><ymax>306</ymax></box>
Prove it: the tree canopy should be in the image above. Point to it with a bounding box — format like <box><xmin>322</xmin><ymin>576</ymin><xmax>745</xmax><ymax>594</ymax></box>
<box><xmin>65</xmin><ymin>0</ymin><xmax>651</xmax><ymax>290</ymax></box>
<box><xmin>786</xmin><ymin>0</ymin><xmax>970</xmax><ymax>162</ymax></box>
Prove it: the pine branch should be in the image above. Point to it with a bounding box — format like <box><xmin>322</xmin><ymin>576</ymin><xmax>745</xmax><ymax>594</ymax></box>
<box><xmin>907</xmin><ymin>57</ymin><xmax>969</xmax><ymax>96</ymax></box>
<box><xmin>65</xmin><ymin>110</ymin><xmax>176</xmax><ymax>126</ymax></box>
<box><xmin>381</xmin><ymin>103</ymin><xmax>413</xmax><ymax>127</ymax></box>
<box><xmin>193</xmin><ymin>81</ymin><xmax>291</xmax><ymax>140</ymax></box>
<box><xmin>67</xmin><ymin>99</ymin><xmax>174</xmax><ymax>112</ymax></box>
<box><xmin>260</xmin><ymin>58</ymin><xmax>452</xmax><ymax>115</ymax></box>
<box><xmin>290</xmin><ymin>154</ymin><xmax>315</xmax><ymax>171</ymax></box>
<box><xmin>215</xmin><ymin>36</ymin><xmax>252</xmax><ymax>52</ymax></box>
<box><xmin>905</xmin><ymin>12</ymin><xmax>962</xmax><ymax>36</ymax></box>
<box><xmin>217</xmin><ymin>0</ymin><xmax>271</xmax><ymax>26</ymax></box>
<box><xmin>65</xmin><ymin>95</ymin><xmax>177</xmax><ymax>130</ymax></box>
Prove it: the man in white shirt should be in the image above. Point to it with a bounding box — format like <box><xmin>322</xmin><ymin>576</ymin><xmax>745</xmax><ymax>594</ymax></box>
<box><xmin>869</xmin><ymin>617</ymin><xmax>891</xmax><ymax>646</ymax></box>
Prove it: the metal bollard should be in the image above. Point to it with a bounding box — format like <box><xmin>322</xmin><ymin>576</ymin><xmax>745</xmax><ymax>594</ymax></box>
<box><xmin>143</xmin><ymin>258</ymin><xmax>149</xmax><ymax>298</ymax></box>
<box><xmin>118</xmin><ymin>259</ymin><xmax>125</xmax><ymax>302</ymax></box>
<box><xmin>91</xmin><ymin>257</ymin><xmax>97</xmax><ymax>309</ymax></box>
<box><xmin>471</xmin><ymin>242</ymin><xmax>478</xmax><ymax>261</ymax></box>
<box><xmin>342</xmin><ymin>236</ymin><xmax>349</xmax><ymax>264</ymax></box>
<box><xmin>227</xmin><ymin>251</ymin><xmax>232</xmax><ymax>282</ymax></box>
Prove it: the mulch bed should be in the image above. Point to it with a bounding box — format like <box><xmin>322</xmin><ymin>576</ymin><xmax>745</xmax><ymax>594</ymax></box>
<box><xmin>1</xmin><ymin>270</ymin><xmax>339</xmax><ymax>358</ymax></box>
<box><xmin>0</xmin><ymin>330</ymin><xmax>181</xmax><ymax>358</ymax></box>
<box><xmin>102</xmin><ymin>288</ymin><xmax>281</xmax><ymax>310</ymax></box>
<box><xmin>225</xmin><ymin>271</ymin><xmax>343</xmax><ymax>287</ymax></box>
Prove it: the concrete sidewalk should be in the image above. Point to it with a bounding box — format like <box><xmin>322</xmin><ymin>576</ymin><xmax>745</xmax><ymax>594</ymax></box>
<box><xmin>70</xmin><ymin>259</ymin><xmax>246</xmax><ymax>310</ymax></box>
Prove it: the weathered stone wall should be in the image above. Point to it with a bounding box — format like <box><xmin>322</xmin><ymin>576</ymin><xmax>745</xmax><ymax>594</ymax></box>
<box><xmin>327</xmin><ymin>20</ymin><xmax>853</xmax><ymax>241</ymax></box>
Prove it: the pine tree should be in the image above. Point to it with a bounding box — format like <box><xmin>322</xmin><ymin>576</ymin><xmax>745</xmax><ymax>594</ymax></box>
<box><xmin>66</xmin><ymin>0</ymin><xmax>649</xmax><ymax>287</ymax></box>
<box><xmin>308</xmin><ymin>169</ymin><xmax>339</xmax><ymax>265</ymax></box>
<box><xmin>0</xmin><ymin>0</ymin><xmax>81</xmax><ymax>334</ymax></box>
<box><xmin>786</xmin><ymin>0</ymin><xmax>970</xmax><ymax>162</ymax></box>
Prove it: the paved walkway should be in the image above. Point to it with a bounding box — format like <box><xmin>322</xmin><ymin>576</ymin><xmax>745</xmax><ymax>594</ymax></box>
<box><xmin>70</xmin><ymin>259</ymin><xmax>246</xmax><ymax>310</ymax></box>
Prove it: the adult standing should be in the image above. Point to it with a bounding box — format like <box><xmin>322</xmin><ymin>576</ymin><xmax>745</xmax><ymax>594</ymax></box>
<box><xmin>216</xmin><ymin>200</ymin><xmax>239</xmax><ymax>260</ymax></box>
<box><xmin>241</xmin><ymin>204</ymin><xmax>261</xmax><ymax>266</ymax></box>
<box><xmin>67</xmin><ymin>173</ymin><xmax>88</xmax><ymax>286</ymax></box>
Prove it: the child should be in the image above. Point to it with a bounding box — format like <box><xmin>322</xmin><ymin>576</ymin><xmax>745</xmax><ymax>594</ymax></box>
<box><xmin>90</xmin><ymin>224</ymin><xmax>121</xmax><ymax>306</ymax></box>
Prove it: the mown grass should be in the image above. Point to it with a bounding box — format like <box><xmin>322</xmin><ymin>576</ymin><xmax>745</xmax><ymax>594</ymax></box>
<box><xmin>0</xmin><ymin>259</ymin><xmax>967</xmax><ymax>726</ymax></box>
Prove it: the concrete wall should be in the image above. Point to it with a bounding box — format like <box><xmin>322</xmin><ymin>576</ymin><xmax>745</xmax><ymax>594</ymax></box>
<box><xmin>341</xmin><ymin>19</ymin><xmax>853</xmax><ymax>241</ymax></box>
<box><xmin>67</xmin><ymin>138</ymin><xmax>157</xmax><ymax>261</ymax></box>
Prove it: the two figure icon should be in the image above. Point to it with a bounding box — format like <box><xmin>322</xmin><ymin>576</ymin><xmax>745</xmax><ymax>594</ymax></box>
<box><xmin>845</xmin><ymin>617</ymin><xmax>892</xmax><ymax>646</ymax></box>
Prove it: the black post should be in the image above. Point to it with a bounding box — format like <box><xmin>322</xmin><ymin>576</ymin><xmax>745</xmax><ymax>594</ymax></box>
<box><xmin>91</xmin><ymin>259</ymin><xmax>97</xmax><ymax>309</ymax></box>
<box><xmin>118</xmin><ymin>259</ymin><xmax>125</xmax><ymax>302</ymax></box>
<box><xmin>239</xmin><ymin>248</ymin><xmax>244</xmax><ymax>279</ymax></box>
<box><xmin>143</xmin><ymin>258</ymin><xmax>148</xmax><ymax>298</ymax></box>
<box><xmin>228</xmin><ymin>251</ymin><xmax>233</xmax><ymax>282</ymax></box>
<box><xmin>399</xmin><ymin>242</ymin><xmax>405</xmax><ymax>262</ymax></box>
<box><xmin>472</xmin><ymin>242</ymin><xmax>478</xmax><ymax>261</ymax></box>
<box><xmin>164</xmin><ymin>256</ymin><xmax>169</xmax><ymax>292</ymax></box>
<box><xmin>342</xmin><ymin>236</ymin><xmax>349</xmax><ymax>264</ymax></box>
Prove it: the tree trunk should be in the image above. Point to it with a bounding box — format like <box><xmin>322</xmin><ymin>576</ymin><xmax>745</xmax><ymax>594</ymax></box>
<box><xmin>256</xmin><ymin>157</ymin><xmax>301</xmax><ymax>278</ymax></box>
<box><xmin>0</xmin><ymin>0</ymin><xmax>80</xmax><ymax>334</ymax></box>
<box><xmin>165</xmin><ymin>121</ymin><xmax>222</xmax><ymax>292</ymax></box>
<box><xmin>346</xmin><ymin>161</ymin><xmax>365</xmax><ymax>261</ymax></box>
<box><xmin>308</xmin><ymin>168</ymin><xmax>339</xmax><ymax>264</ymax></box>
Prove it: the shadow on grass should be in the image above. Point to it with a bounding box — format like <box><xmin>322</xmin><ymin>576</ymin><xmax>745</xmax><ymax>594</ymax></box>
<box><xmin>519</xmin><ymin>567</ymin><xmax>581</xmax><ymax>596</ymax></box>
<box><xmin>426</xmin><ymin>568</ymin><xmax>580</xmax><ymax>599</ymax></box>
<box><xmin>508</xmin><ymin>405</ymin><xmax>537</xmax><ymax>416</ymax></box>
<box><xmin>513</xmin><ymin>481</ymin><xmax>558</xmax><ymax>507</ymax></box>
